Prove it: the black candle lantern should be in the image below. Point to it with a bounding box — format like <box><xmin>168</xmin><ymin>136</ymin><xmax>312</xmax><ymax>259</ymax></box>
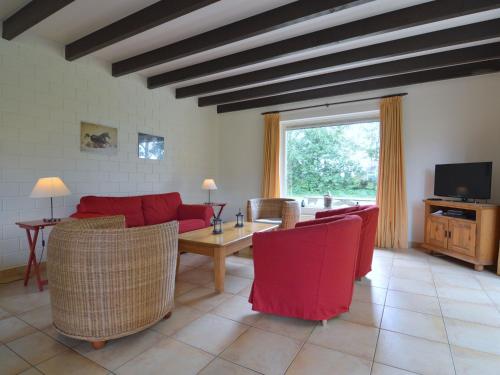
<box><xmin>235</xmin><ymin>209</ymin><xmax>244</xmax><ymax>227</ymax></box>
<box><xmin>212</xmin><ymin>218</ymin><xmax>223</xmax><ymax>234</ymax></box>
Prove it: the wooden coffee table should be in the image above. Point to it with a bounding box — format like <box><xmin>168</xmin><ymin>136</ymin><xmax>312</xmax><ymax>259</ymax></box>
<box><xmin>178</xmin><ymin>221</ymin><xmax>278</xmax><ymax>292</ymax></box>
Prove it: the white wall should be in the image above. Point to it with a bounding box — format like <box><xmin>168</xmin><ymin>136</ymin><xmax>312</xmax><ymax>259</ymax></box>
<box><xmin>405</xmin><ymin>74</ymin><xmax>500</xmax><ymax>244</ymax></box>
<box><xmin>0</xmin><ymin>35</ymin><xmax>218</xmax><ymax>270</ymax></box>
<box><xmin>217</xmin><ymin>72</ymin><xmax>500</xmax><ymax>246</ymax></box>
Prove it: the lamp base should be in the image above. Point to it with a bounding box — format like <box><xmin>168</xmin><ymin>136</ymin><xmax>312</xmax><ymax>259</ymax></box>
<box><xmin>43</xmin><ymin>218</ymin><xmax>62</xmax><ymax>223</ymax></box>
<box><xmin>212</xmin><ymin>229</ymin><xmax>223</xmax><ymax>235</ymax></box>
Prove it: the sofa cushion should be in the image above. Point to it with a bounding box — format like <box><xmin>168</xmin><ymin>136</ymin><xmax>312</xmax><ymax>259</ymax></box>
<box><xmin>78</xmin><ymin>196</ymin><xmax>145</xmax><ymax>227</ymax></box>
<box><xmin>142</xmin><ymin>193</ymin><xmax>182</xmax><ymax>225</ymax></box>
<box><xmin>179</xmin><ymin>219</ymin><xmax>206</xmax><ymax>233</ymax></box>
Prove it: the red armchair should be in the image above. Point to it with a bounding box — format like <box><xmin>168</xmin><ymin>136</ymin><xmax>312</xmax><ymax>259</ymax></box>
<box><xmin>316</xmin><ymin>205</ymin><xmax>379</xmax><ymax>278</ymax></box>
<box><xmin>250</xmin><ymin>215</ymin><xmax>362</xmax><ymax>323</ymax></box>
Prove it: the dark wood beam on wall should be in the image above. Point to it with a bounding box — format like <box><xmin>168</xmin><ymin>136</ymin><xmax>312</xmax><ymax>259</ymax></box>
<box><xmin>112</xmin><ymin>0</ymin><xmax>370</xmax><ymax>77</ymax></box>
<box><xmin>2</xmin><ymin>0</ymin><xmax>74</xmax><ymax>40</ymax></box>
<box><xmin>217</xmin><ymin>59</ymin><xmax>500</xmax><ymax>113</ymax></box>
<box><xmin>65</xmin><ymin>0</ymin><xmax>219</xmax><ymax>61</ymax></box>
<box><xmin>147</xmin><ymin>0</ymin><xmax>500</xmax><ymax>88</ymax></box>
<box><xmin>177</xmin><ymin>19</ymin><xmax>500</xmax><ymax>98</ymax></box>
<box><xmin>199</xmin><ymin>42</ymin><xmax>500</xmax><ymax>106</ymax></box>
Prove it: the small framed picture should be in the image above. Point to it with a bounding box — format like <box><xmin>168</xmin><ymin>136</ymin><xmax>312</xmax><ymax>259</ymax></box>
<box><xmin>138</xmin><ymin>133</ymin><xmax>165</xmax><ymax>160</ymax></box>
<box><xmin>81</xmin><ymin>122</ymin><xmax>118</xmax><ymax>155</ymax></box>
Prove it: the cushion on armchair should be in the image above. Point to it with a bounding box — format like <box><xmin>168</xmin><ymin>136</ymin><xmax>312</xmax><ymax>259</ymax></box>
<box><xmin>255</xmin><ymin>218</ymin><xmax>282</xmax><ymax>225</ymax></box>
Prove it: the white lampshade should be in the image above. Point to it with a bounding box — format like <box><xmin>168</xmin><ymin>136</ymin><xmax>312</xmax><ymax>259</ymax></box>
<box><xmin>201</xmin><ymin>178</ymin><xmax>217</xmax><ymax>190</ymax></box>
<box><xmin>30</xmin><ymin>177</ymin><xmax>71</xmax><ymax>198</ymax></box>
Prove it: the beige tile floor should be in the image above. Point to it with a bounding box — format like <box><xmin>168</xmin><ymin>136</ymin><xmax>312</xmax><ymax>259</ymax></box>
<box><xmin>1</xmin><ymin>248</ymin><xmax>500</xmax><ymax>374</ymax></box>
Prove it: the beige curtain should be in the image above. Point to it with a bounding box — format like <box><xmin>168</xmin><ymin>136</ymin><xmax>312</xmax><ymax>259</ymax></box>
<box><xmin>262</xmin><ymin>113</ymin><xmax>281</xmax><ymax>198</ymax></box>
<box><xmin>376</xmin><ymin>96</ymin><xmax>408</xmax><ymax>249</ymax></box>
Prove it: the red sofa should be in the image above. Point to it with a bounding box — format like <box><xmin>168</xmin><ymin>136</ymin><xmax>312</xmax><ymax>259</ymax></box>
<box><xmin>70</xmin><ymin>192</ymin><xmax>213</xmax><ymax>233</ymax></box>
<box><xmin>249</xmin><ymin>215</ymin><xmax>362</xmax><ymax>321</ymax></box>
<box><xmin>316</xmin><ymin>205</ymin><xmax>379</xmax><ymax>278</ymax></box>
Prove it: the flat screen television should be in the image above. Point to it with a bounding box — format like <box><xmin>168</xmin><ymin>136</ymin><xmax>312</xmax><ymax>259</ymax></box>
<box><xmin>434</xmin><ymin>162</ymin><xmax>493</xmax><ymax>200</ymax></box>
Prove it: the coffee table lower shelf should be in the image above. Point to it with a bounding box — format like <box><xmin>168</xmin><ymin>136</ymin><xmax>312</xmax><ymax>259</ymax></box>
<box><xmin>177</xmin><ymin>221</ymin><xmax>278</xmax><ymax>292</ymax></box>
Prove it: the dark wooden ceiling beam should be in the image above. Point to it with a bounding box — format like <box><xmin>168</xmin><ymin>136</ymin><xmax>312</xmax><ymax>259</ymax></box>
<box><xmin>177</xmin><ymin>19</ymin><xmax>500</xmax><ymax>98</ymax></box>
<box><xmin>147</xmin><ymin>0</ymin><xmax>500</xmax><ymax>88</ymax></box>
<box><xmin>2</xmin><ymin>0</ymin><xmax>74</xmax><ymax>40</ymax></box>
<box><xmin>65</xmin><ymin>0</ymin><xmax>219</xmax><ymax>61</ymax></box>
<box><xmin>199</xmin><ymin>42</ymin><xmax>500</xmax><ymax>106</ymax></box>
<box><xmin>112</xmin><ymin>0</ymin><xmax>370</xmax><ymax>77</ymax></box>
<box><xmin>217</xmin><ymin>59</ymin><xmax>500</xmax><ymax>113</ymax></box>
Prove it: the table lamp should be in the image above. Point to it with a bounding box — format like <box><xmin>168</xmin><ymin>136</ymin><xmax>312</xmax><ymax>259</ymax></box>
<box><xmin>201</xmin><ymin>178</ymin><xmax>217</xmax><ymax>204</ymax></box>
<box><xmin>30</xmin><ymin>177</ymin><xmax>71</xmax><ymax>222</ymax></box>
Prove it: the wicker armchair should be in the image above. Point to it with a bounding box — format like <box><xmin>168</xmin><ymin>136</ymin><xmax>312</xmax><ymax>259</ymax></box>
<box><xmin>247</xmin><ymin>198</ymin><xmax>300</xmax><ymax>229</ymax></box>
<box><xmin>47</xmin><ymin>216</ymin><xmax>178</xmax><ymax>349</ymax></box>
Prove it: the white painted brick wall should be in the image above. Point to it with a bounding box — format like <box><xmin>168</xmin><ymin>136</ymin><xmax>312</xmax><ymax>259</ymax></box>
<box><xmin>0</xmin><ymin>34</ymin><xmax>219</xmax><ymax>270</ymax></box>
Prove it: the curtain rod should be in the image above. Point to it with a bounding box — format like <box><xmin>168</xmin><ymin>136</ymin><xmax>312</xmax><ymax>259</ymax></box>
<box><xmin>260</xmin><ymin>93</ymin><xmax>408</xmax><ymax>115</ymax></box>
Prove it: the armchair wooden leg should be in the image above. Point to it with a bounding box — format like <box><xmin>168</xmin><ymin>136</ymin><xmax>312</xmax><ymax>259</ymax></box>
<box><xmin>321</xmin><ymin>320</ymin><xmax>327</xmax><ymax>327</ymax></box>
<box><xmin>91</xmin><ymin>341</ymin><xmax>106</xmax><ymax>350</ymax></box>
<box><xmin>163</xmin><ymin>311</ymin><xmax>172</xmax><ymax>320</ymax></box>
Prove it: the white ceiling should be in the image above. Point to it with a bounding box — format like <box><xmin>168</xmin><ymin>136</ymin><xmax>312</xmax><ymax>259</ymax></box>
<box><xmin>1</xmin><ymin>0</ymin><xmax>499</xmax><ymax>92</ymax></box>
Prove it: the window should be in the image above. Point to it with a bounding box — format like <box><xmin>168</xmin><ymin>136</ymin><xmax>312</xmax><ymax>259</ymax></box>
<box><xmin>283</xmin><ymin>120</ymin><xmax>380</xmax><ymax>209</ymax></box>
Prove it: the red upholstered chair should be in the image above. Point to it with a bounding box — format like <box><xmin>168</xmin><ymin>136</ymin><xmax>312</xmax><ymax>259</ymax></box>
<box><xmin>250</xmin><ymin>215</ymin><xmax>362</xmax><ymax>323</ymax></box>
<box><xmin>316</xmin><ymin>205</ymin><xmax>379</xmax><ymax>279</ymax></box>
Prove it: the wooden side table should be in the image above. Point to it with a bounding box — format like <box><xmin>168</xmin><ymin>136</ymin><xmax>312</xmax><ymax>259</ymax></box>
<box><xmin>15</xmin><ymin>219</ymin><xmax>71</xmax><ymax>291</ymax></box>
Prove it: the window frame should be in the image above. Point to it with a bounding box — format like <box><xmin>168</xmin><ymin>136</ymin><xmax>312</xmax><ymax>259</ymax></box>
<box><xmin>280</xmin><ymin>114</ymin><xmax>381</xmax><ymax>214</ymax></box>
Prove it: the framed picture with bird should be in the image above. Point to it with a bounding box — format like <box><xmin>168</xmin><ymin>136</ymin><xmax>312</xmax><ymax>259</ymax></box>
<box><xmin>80</xmin><ymin>122</ymin><xmax>118</xmax><ymax>155</ymax></box>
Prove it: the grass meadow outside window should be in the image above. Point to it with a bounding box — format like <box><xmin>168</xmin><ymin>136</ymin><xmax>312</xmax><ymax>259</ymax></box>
<box><xmin>283</xmin><ymin>120</ymin><xmax>380</xmax><ymax>209</ymax></box>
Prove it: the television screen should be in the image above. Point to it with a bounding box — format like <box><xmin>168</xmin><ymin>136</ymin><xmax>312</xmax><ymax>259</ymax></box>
<box><xmin>434</xmin><ymin>162</ymin><xmax>492</xmax><ymax>200</ymax></box>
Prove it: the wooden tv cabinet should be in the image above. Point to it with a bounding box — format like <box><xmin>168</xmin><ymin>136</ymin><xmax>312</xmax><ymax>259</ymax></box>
<box><xmin>422</xmin><ymin>199</ymin><xmax>499</xmax><ymax>271</ymax></box>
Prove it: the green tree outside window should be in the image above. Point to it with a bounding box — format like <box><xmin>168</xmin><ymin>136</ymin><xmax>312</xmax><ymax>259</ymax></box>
<box><xmin>285</xmin><ymin>122</ymin><xmax>379</xmax><ymax>199</ymax></box>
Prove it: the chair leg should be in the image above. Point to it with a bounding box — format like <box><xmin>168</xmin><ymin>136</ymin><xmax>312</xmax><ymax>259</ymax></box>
<box><xmin>356</xmin><ymin>277</ymin><xmax>362</xmax><ymax>281</ymax></box>
<box><xmin>91</xmin><ymin>341</ymin><xmax>106</xmax><ymax>350</ymax></box>
<box><xmin>163</xmin><ymin>311</ymin><xmax>172</xmax><ymax>320</ymax></box>
<box><xmin>321</xmin><ymin>320</ymin><xmax>327</xmax><ymax>327</ymax></box>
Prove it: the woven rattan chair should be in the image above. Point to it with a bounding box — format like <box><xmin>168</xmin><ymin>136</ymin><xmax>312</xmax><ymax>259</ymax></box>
<box><xmin>47</xmin><ymin>216</ymin><xmax>178</xmax><ymax>349</ymax></box>
<box><xmin>247</xmin><ymin>198</ymin><xmax>300</xmax><ymax>229</ymax></box>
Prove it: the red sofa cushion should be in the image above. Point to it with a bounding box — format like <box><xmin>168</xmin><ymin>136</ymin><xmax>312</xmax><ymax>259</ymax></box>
<box><xmin>142</xmin><ymin>193</ymin><xmax>182</xmax><ymax>225</ymax></box>
<box><xmin>179</xmin><ymin>219</ymin><xmax>206</xmax><ymax>233</ymax></box>
<box><xmin>77</xmin><ymin>196</ymin><xmax>145</xmax><ymax>227</ymax></box>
